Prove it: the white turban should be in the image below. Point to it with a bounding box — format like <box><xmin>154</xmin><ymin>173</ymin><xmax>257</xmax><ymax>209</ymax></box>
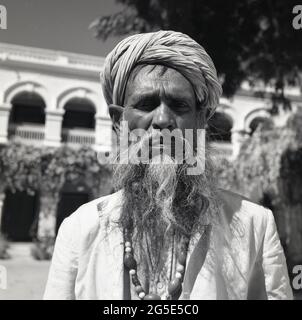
<box><xmin>101</xmin><ymin>30</ymin><xmax>222</xmax><ymax>118</ymax></box>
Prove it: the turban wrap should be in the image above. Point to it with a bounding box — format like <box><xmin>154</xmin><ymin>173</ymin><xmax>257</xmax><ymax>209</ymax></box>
<box><xmin>101</xmin><ymin>30</ymin><xmax>222</xmax><ymax>119</ymax></box>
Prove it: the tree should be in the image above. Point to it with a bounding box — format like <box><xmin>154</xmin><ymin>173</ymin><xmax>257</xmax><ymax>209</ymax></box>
<box><xmin>90</xmin><ymin>0</ymin><xmax>302</xmax><ymax>108</ymax></box>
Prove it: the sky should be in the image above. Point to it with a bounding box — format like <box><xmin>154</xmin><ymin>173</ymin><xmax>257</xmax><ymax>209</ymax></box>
<box><xmin>0</xmin><ymin>0</ymin><xmax>124</xmax><ymax>57</ymax></box>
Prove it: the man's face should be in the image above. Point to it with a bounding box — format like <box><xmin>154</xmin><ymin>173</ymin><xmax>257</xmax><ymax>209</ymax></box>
<box><xmin>113</xmin><ymin>65</ymin><xmax>216</xmax><ymax>249</ymax></box>
<box><xmin>123</xmin><ymin>65</ymin><xmax>204</xmax><ymax>133</ymax></box>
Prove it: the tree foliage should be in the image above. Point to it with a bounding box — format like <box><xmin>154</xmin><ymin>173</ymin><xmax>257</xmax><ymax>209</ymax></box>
<box><xmin>41</xmin><ymin>146</ymin><xmax>112</xmax><ymax>198</ymax></box>
<box><xmin>0</xmin><ymin>143</ymin><xmax>112</xmax><ymax>198</ymax></box>
<box><xmin>0</xmin><ymin>143</ymin><xmax>43</xmax><ymax>195</ymax></box>
<box><xmin>90</xmin><ymin>0</ymin><xmax>302</xmax><ymax>102</ymax></box>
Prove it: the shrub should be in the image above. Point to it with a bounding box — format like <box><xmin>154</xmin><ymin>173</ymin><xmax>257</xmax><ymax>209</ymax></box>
<box><xmin>30</xmin><ymin>236</ymin><xmax>55</xmax><ymax>260</ymax></box>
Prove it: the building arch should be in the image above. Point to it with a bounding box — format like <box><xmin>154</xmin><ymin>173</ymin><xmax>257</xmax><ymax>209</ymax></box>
<box><xmin>244</xmin><ymin>108</ymin><xmax>271</xmax><ymax>133</ymax></box>
<box><xmin>3</xmin><ymin>81</ymin><xmax>49</xmax><ymax>108</ymax></box>
<box><xmin>62</xmin><ymin>97</ymin><xmax>96</xmax><ymax>130</ymax></box>
<box><xmin>9</xmin><ymin>92</ymin><xmax>46</xmax><ymax>125</ymax></box>
<box><xmin>59</xmin><ymin>89</ymin><xmax>98</xmax><ymax>145</ymax></box>
<box><xmin>56</xmin><ymin>87</ymin><xmax>100</xmax><ymax>114</ymax></box>
<box><xmin>1</xmin><ymin>188</ymin><xmax>40</xmax><ymax>241</ymax></box>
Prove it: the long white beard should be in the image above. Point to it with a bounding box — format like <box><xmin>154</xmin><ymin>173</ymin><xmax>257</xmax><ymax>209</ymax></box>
<box><xmin>144</xmin><ymin>154</ymin><xmax>178</xmax><ymax>228</ymax></box>
<box><xmin>113</xmin><ymin>127</ymin><xmax>220</xmax><ymax>271</ymax></box>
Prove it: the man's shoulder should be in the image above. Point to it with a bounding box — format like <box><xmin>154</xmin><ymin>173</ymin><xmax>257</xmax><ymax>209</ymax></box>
<box><xmin>61</xmin><ymin>190</ymin><xmax>123</xmax><ymax>235</ymax></box>
<box><xmin>217</xmin><ymin>188</ymin><xmax>273</xmax><ymax>228</ymax></box>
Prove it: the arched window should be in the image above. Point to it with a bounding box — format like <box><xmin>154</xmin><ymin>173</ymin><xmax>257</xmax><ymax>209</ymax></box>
<box><xmin>10</xmin><ymin>92</ymin><xmax>46</xmax><ymax>125</ymax></box>
<box><xmin>62</xmin><ymin>98</ymin><xmax>96</xmax><ymax>130</ymax></box>
<box><xmin>249</xmin><ymin>117</ymin><xmax>272</xmax><ymax>135</ymax></box>
<box><xmin>207</xmin><ymin>112</ymin><xmax>233</xmax><ymax>142</ymax></box>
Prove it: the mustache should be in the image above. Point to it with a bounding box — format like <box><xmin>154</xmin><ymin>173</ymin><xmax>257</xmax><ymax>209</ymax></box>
<box><xmin>118</xmin><ymin>128</ymin><xmax>198</xmax><ymax>165</ymax></box>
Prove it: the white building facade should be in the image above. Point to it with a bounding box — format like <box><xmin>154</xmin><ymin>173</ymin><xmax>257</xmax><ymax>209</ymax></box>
<box><xmin>0</xmin><ymin>42</ymin><xmax>112</xmax><ymax>153</ymax></box>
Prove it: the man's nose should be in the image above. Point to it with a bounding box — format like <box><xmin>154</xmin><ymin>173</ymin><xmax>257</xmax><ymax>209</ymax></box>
<box><xmin>151</xmin><ymin>103</ymin><xmax>176</xmax><ymax>131</ymax></box>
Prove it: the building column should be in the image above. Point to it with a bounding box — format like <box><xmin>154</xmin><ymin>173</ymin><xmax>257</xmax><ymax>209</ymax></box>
<box><xmin>95</xmin><ymin>115</ymin><xmax>112</xmax><ymax>153</ymax></box>
<box><xmin>231</xmin><ymin>129</ymin><xmax>249</xmax><ymax>158</ymax></box>
<box><xmin>44</xmin><ymin>110</ymin><xmax>64</xmax><ymax>147</ymax></box>
<box><xmin>0</xmin><ymin>103</ymin><xmax>11</xmax><ymax>144</ymax></box>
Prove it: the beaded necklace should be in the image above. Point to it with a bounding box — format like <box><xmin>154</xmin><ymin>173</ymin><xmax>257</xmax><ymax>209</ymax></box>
<box><xmin>123</xmin><ymin>228</ymin><xmax>190</xmax><ymax>300</ymax></box>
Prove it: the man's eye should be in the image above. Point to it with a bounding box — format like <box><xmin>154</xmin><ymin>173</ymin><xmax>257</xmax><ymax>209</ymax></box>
<box><xmin>173</xmin><ymin>103</ymin><xmax>190</xmax><ymax>112</ymax></box>
<box><xmin>136</xmin><ymin>103</ymin><xmax>156</xmax><ymax>112</ymax></box>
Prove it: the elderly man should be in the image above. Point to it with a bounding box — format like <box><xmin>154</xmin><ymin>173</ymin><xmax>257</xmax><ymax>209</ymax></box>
<box><xmin>44</xmin><ymin>30</ymin><xmax>293</xmax><ymax>300</ymax></box>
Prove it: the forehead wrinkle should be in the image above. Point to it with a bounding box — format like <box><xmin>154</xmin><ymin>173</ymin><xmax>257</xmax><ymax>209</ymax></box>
<box><xmin>125</xmin><ymin>65</ymin><xmax>196</xmax><ymax>106</ymax></box>
<box><xmin>127</xmin><ymin>64</ymin><xmax>173</xmax><ymax>90</ymax></box>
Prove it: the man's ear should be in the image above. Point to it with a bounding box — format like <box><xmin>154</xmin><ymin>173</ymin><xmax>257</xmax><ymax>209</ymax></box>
<box><xmin>109</xmin><ymin>104</ymin><xmax>124</xmax><ymax>124</ymax></box>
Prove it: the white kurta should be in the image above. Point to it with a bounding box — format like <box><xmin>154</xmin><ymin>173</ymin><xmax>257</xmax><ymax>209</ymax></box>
<box><xmin>44</xmin><ymin>189</ymin><xmax>293</xmax><ymax>300</ymax></box>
